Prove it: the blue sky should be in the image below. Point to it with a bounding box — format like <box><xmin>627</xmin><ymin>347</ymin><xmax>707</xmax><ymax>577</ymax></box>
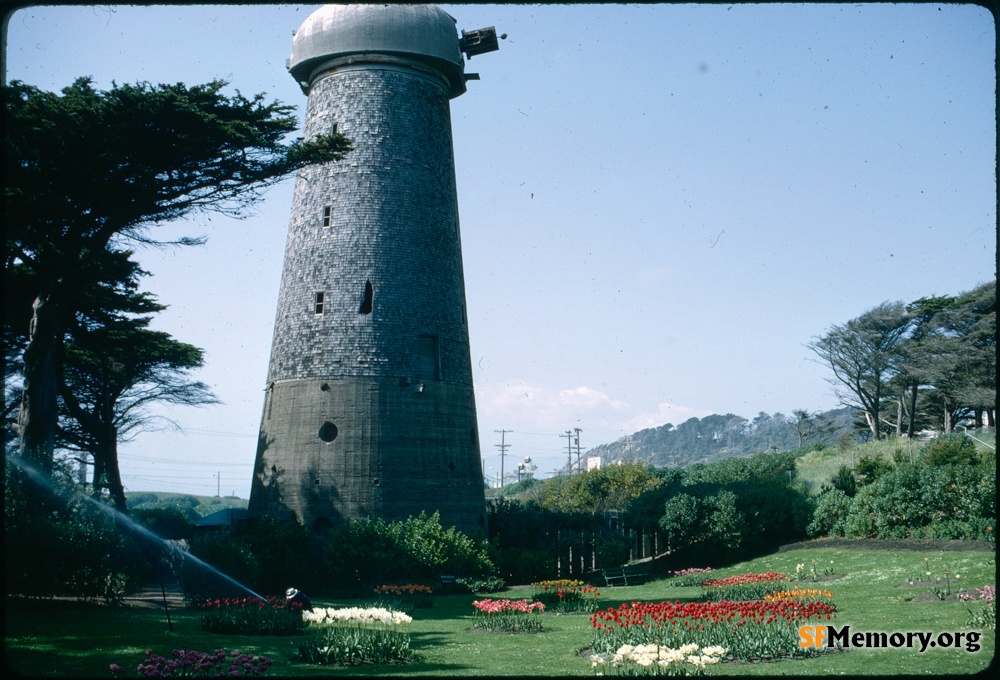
<box><xmin>5</xmin><ymin>3</ymin><xmax>996</xmax><ymax>495</ymax></box>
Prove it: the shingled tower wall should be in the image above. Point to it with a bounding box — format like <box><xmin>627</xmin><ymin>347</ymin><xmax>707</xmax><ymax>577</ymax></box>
<box><xmin>248</xmin><ymin>5</ymin><xmax>494</xmax><ymax>537</ymax></box>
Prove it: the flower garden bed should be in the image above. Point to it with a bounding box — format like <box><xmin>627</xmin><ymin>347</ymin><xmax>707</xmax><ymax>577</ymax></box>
<box><xmin>198</xmin><ymin>596</ymin><xmax>306</xmax><ymax>635</ymax></box>
<box><xmin>590</xmin><ymin>598</ymin><xmax>837</xmax><ymax>661</ymax></box>
<box><xmin>699</xmin><ymin>571</ymin><xmax>790</xmax><ymax>602</ymax></box>
<box><xmin>530</xmin><ymin>579</ymin><xmax>601</xmax><ymax>613</ymax></box>
<box><xmin>471</xmin><ymin>598</ymin><xmax>546</xmax><ymax>633</ymax></box>
<box><xmin>297</xmin><ymin>606</ymin><xmax>414</xmax><ymax>665</ymax></box>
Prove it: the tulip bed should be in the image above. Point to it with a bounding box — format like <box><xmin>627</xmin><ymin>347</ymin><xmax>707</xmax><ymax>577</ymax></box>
<box><xmin>699</xmin><ymin>571</ymin><xmax>790</xmax><ymax>602</ymax></box>
<box><xmin>590</xmin><ymin>598</ymin><xmax>837</xmax><ymax>661</ymax></box>
<box><xmin>531</xmin><ymin>579</ymin><xmax>602</xmax><ymax>613</ymax></box>
<box><xmin>296</xmin><ymin>606</ymin><xmax>414</xmax><ymax>665</ymax></box>
<box><xmin>198</xmin><ymin>596</ymin><xmax>306</xmax><ymax>635</ymax></box>
<box><xmin>471</xmin><ymin>598</ymin><xmax>546</xmax><ymax>633</ymax></box>
<box><xmin>589</xmin><ymin>642</ymin><xmax>727</xmax><ymax>677</ymax></box>
<box><xmin>763</xmin><ymin>587</ymin><xmax>835</xmax><ymax>604</ymax></box>
<box><xmin>373</xmin><ymin>583</ymin><xmax>434</xmax><ymax>611</ymax></box>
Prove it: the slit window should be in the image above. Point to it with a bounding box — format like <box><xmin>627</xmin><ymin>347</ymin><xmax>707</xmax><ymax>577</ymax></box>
<box><xmin>332</xmin><ymin>122</ymin><xmax>339</xmax><ymax>134</ymax></box>
<box><xmin>417</xmin><ymin>334</ymin><xmax>441</xmax><ymax>381</ymax></box>
<box><xmin>322</xmin><ymin>205</ymin><xmax>332</xmax><ymax>228</ymax></box>
<box><xmin>314</xmin><ymin>292</ymin><xmax>325</xmax><ymax>315</ymax></box>
<box><xmin>358</xmin><ymin>280</ymin><xmax>374</xmax><ymax>314</ymax></box>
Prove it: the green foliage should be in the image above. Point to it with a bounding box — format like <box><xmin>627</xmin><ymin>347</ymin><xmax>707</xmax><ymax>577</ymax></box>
<box><xmin>455</xmin><ymin>575</ymin><xmax>507</xmax><ymax>594</ymax></box>
<box><xmin>230</xmin><ymin>517</ymin><xmax>322</xmax><ymax>596</ymax></box>
<box><xmin>485</xmin><ymin>497</ymin><xmax>560</xmax><ymax>583</ymax></box>
<box><xmin>925</xmin><ymin>434</ymin><xmax>981</xmax><ymax>466</ymax></box>
<box><xmin>854</xmin><ymin>452</ymin><xmax>892</xmax><ymax>486</ymax></box>
<box><xmin>131</xmin><ymin>506</ymin><xmax>195</xmax><ymax>540</ymax></box>
<box><xmin>536</xmin><ymin>461</ymin><xmax>662</xmax><ymax>512</ymax></box>
<box><xmin>323</xmin><ymin>512</ymin><xmax>493</xmax><ymax>593</ymax></box>
<box><xmin>639</xmin><ymin>451</ymin><xmax>814</xmax><ymax>566</ymax></box>
<box><xmin>595</xmin><ymin>532</ymin><xmax>631</xmax><ymax>567</ymax></box>
<box><xmin>829</xmin><ymin>464</ymin><xmax>857</xmax><ymax>496</ymax></box>
<box><xmin>683</xmin><ymin>450</ymin><xmax>800</xmax><ymax>485</ymax></box>
<box><xmin>806</xmin><ymin>489</ymin><xmax>853</xmax><ymax>538</ymax></box>
<box><xmin>4</xmin><ymin>464</ymin><xmax>152</xmax><ymax>603</ymax></box>
<box><xmin>181</xmin><ymin>534</ymin><xmax>261</xmax><ymax>601</ymax></box>
<box><xmin>841</xmin><ymin>462</ymin><xmax>995</xmax><ymax>540</ymax></box>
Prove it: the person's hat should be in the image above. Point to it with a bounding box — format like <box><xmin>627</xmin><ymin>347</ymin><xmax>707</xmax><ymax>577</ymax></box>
<box><xmin>286</xmin><ymin>588</ymin><xmax>299</xmax><ymax>598</ymax></box>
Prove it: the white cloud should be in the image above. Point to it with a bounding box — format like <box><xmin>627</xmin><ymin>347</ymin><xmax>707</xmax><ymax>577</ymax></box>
<box><xmin>619</xmin><ymin>402</ymin><xmax>714</xmax><ymax>434</ymax></box>
<box><xmin>476</xmin><ymin>380</ymin><xmax>710</xmax><ymax>440</ymax></box>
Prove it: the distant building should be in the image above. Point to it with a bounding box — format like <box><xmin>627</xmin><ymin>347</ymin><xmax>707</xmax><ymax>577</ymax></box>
<box><xmin>587</xmin><ymin>457</ymin><xmax>602</xmax><ymax>471</ymax></box>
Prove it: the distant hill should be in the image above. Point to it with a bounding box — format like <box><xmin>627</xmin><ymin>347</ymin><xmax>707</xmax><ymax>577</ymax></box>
<box><xmin>126</xmin><ymin>491</ymin><xmax>248</xmax><ymax>518</ymax></box>
<box><xmin>581</xmin><ymin>407</ymin><xmax>857</xmax><ymax>470</ymax></box>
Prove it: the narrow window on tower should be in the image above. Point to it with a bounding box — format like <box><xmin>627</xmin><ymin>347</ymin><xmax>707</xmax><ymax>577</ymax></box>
<box><xmin>331</xmin><ymin>121</ymin><xmax>339</xmax><ymax>134</ymax></box>
<box><xmin>358</xmin><ymin>280</ymin><xmax>373</xmax><ymax>314</ymax></box>
<box><xmin>322</xmin><ymin>205</ymin><xmax>332</xmax><ymax>228</ymax></box>
<box><xmin>417</xmin><ymin>334</ymin><xmax>441</xmax><ymax>381</ymax></box>
<box><xmin>314</xmin><ymin>291</ymin><xmax>325</xmax><ymax>315</ymax></box>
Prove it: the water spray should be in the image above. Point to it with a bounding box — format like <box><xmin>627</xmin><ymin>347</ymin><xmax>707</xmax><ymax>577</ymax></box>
<box><xmin>7</xmin><ymin>453</ymin><xmax>268</xmax><ymax>605</ymax></box>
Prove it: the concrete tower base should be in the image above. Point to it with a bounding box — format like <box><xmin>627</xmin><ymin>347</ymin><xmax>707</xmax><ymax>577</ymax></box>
<box><xmin>250</xmin><ymin>378</ymin><xmax>486</xmax><ymax>537</ymax></box>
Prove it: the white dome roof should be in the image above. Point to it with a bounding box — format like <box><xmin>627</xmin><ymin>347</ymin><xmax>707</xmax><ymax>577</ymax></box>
<box><xmin>288</xmin><ymin>4</ymin><xmax>464</xmax><ymax>92</ymax></box>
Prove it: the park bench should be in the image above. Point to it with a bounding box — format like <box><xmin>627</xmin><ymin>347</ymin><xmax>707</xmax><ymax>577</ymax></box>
<box><xmin>601</xmin><ymin>566</ymin><xmax>650</xmax><ymax>587</ymax></box>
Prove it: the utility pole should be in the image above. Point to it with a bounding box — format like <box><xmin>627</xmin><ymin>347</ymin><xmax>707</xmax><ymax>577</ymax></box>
<box><xmin>495</xmin><ymin>430</ymin><xmax>512</xmax><ymax>487</ymax></box>
<box><xmin>562</xmin><ymin>430</ymin><xmax>574</xmax><ymax>474</ymax></box>
<box><xmin>574</xmin><ymin>427</ymin><xmax>583</xmax><ymax>473</ymax></box>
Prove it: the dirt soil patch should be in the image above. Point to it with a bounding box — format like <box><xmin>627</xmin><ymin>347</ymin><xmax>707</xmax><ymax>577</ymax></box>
<box><xmin>778</xmin><ymin>538</ymin><xmax>994</xmax><ymax>553</ymax></box>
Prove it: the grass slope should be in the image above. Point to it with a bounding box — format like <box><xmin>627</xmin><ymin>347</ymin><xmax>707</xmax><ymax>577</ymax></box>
<box><xmin>5</xmin><ymin>545</ymin><xmax>994</xmax><ymax>677</ymax></box>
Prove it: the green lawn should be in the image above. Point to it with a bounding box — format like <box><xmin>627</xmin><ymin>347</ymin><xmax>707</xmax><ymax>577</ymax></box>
<box><xmin>5</xmin><ymin>546</ymin><xmax>995</xmax><ymax>677</ymax></box>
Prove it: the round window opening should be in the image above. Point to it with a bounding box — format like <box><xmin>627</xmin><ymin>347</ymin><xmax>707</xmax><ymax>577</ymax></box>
<box><xmin>318</xmin><ymin>421</ymin><xmax>338</xmax><ymax>443</ymax></box>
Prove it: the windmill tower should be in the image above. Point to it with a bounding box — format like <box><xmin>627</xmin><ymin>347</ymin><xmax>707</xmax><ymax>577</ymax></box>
<box><xmin>248</xmin><ymin>4</ymin><xmax>499</xmax><ymax>537</ymax></box>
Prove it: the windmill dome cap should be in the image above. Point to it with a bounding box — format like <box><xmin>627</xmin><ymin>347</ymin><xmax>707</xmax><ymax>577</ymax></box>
<box><xmin>289</xmin><ymin>4</ymin><xmax>464</xmax><ymax>86</ymax></box>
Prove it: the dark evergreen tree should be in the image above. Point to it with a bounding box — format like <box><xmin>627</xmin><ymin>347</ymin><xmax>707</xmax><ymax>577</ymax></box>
<box><xmin>4</xmin><ymin>77</ymin><xmax>351</xmax><ymax>472</ymax></box>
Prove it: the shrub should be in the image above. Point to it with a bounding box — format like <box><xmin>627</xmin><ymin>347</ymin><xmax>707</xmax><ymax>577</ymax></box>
<box><xmin>180</xmin><ymin>534</ymin><xmax>261</xmax><ymax>602</ymax></box>
<box><xmin>830</xmin><ymin>465</ymin><xmax>857</xmax><ymax>496</ymax></box>
<box><xmin>5</xmin><ymin>464</ymin><xmax>151</xmax><ymax>604</ymax></box>
<box><xmin>324</xmin><ymin>512</ymin><xmax>493</xmax><ymax>593</ymax></box>
<box><xmin>842</xmin><ymin>462</ymin><xmax>995</xmax><ymax>540</ymax></box>
<box><xmin>456</xmin><ymin>575</ymin><xmax>507</xmax><ymax>594</ymax></box>
<box><xmin>132</xmin><ymin>507</ymin><xmax>195</xmax><ymax>541</ymax></box>
<box><xmin>230</xmin><ymin>517</ymin><xmax>323</xmax><ymax>595</ymax></box>
<box><xmin>807</xmin><ymin>489</ymin><xmax>853</xmax><ymax>538</ymax></box>
<box><xmin>596</xmin><ymin>532</ymin><xmax>631</xmax><ymax>567</ymax></box>
<box><xmin>925</xmin><ymin>434</ymin><xmax>981</xmax><ymax>466</ymax></box>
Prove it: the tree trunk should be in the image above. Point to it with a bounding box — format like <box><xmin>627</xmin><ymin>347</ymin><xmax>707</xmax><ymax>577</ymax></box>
<box><xmin>104</xmin><ymin>434</ymin><xmax>128</xmax><ymax>514</ymax></box>
<box><xmin>907</xmin><ymin>384</ymin><xmax>918</xmax><ymax>438</ymax></box>
<box><xmin>17</xmin><ymin>286</ymin><xmax>63</xmax><ymax>473</ymax></box>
